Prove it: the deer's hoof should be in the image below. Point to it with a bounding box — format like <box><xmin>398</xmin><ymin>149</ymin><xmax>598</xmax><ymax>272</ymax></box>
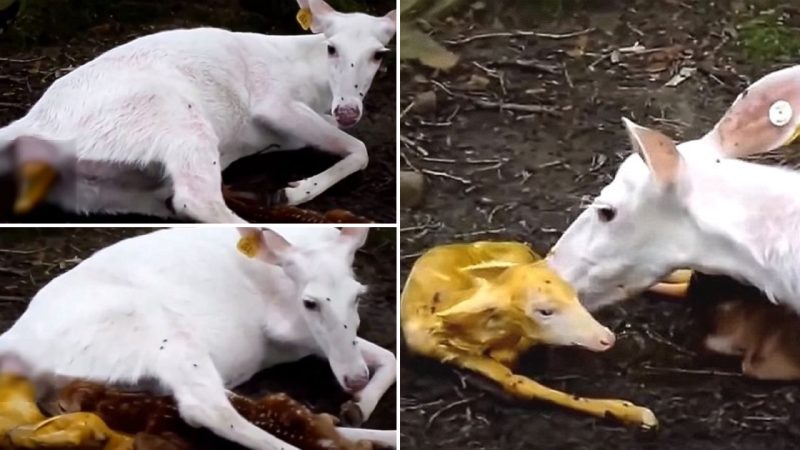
<box><xmin>339</xmin><ymin>400</ymin><xmax>364</xmax><ymax>427</ymax></box>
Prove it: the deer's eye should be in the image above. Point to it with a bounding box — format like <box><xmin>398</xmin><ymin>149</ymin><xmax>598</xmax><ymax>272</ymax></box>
<box><xmin>327</xmin><ymin>45</ymin><xmax>337</xmax><ymax>56</ymax></box>
<box><xmin>536</xmin><ymin>308</ymin><xmax>554</xmax><ymax>317</ymax></box>
<box><xmin>596</xmin><ymin>206</ymin><xmax>616</xmax><ymax>223</ymax></box>
<box><xmin>373</xmin><ymin>50</ymin><xmax>388</xmax><ymax>62</ymax></box>
<box><xmin>303</xmin><ymin>299</ymin><xmax>319</xmax><ymax>311</ymax></box>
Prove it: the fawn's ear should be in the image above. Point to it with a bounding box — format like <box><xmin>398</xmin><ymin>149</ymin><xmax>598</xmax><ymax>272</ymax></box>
<box><xmin>436</xmin><ymin>282</ymin><xmax>498</xmax><ymax>325</ymax></box>
<box><xmin>707</xmin><ymin>66</ymin><xmax>800</xmax><ymax>158</ymax></box>
<box><xmin>237</xmin><ymin>228</ymin><xmax>293</xmax><ymax>265</ymax></box>
<box><xmin>339</xmin><ymin>227</ymin><xmax>369</xmax><ymax>252</ymax></box>
<box><xmin>623</xmin><ymin>118</ymin><xmax>683</xmax><ymax>186</ymax></box>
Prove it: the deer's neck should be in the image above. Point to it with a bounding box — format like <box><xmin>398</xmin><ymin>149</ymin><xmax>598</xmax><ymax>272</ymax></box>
<box><xmin>686</xmin><ymin>160</ymin><xmax>800</xmax><ymax>304</ymax></box>
<box><xmin>238</xmin><ymin>33</ymin><xmax>330</xmax><ymax>109</ymax></box>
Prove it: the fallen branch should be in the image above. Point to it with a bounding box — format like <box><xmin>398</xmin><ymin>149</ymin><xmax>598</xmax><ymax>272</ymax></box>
<box><xmin>446</xmin><ymin>28</ymin><xmax>595</xmax><ymax>45</ymax></box>
<box><xmin>471</xmin><ymin>98</ymin><xmax>559</xmax><ymax>114</ymax></box>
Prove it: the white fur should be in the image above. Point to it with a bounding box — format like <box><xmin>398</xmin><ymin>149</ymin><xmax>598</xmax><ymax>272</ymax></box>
<box><xmin>548</xmin><ymin>128</ymin><xmax>800</xmax><ymax>312</ymax></box>
<box><xmin>0</xmin><ymin>227</ymin><xmax>397</xmax><ymax>449</ymax></box>
<box><xmin>1</xmin><ymin>0</ymin><xmax>396</xmax><ymax>223</ymax></box>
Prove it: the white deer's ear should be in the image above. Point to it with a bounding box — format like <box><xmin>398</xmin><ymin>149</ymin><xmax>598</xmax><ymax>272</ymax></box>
<box><xmin>623</xmin><ymin>118</ymin><xmax>682</xmax><ymax>186</ymax></box>
<box><xmin>706</xmin><ymin>66</ymin><xmax>800</xmax><ymax>158</ymax></box>
<box><xmin>307</xmin><ymin>0</ymin><xmax>337</xmax><ymax>34</ymax></box>
<box><xmin>376</xmin><ymin>10</ymin><xmax>397</xmax><ymax>44</ymax></box>
<box><xmin>237</xmin><ymin>228</ymin><xmax>293</xmax><ymax>265</ymax></box>
<box><xmin>339</xmin><ymin>227</ymin><xmax>369</xmax><ymax>252</ymax></box>
<box><xmin>296</xmin><ymin>0</ymin><xmax>310</xmax><ymax>9</ymax></box>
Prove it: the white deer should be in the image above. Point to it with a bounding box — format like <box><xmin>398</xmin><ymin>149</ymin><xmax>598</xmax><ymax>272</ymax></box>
<box><xmin>0</xmin><ymin>0</ymin><xmax>396</xmax><ymax>222</ymax></box>
<box><xmin>548</xmin><ymin>65</ymin><xmax>800</xmax><ymax>313</ymax></box>
<box><xmin>0</xmin><ymin>226</ymin><xmax>397</xmax><ymax>450</ymax></box>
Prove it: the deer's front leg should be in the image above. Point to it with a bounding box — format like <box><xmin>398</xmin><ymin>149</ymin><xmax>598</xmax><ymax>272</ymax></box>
<box><xmin>345</xmin><ymin>338</ymin><xmax>396</xmax><ymax>423</ymax></box>
<box><xmin>452</xmin><ymin>354</ymin><xmax>657</xmax><ymax>429</ymax></box>
<box><xmin>253</xmin><ymin>101</ymin><xmax>368</xmax><ymax>205</ymax></box>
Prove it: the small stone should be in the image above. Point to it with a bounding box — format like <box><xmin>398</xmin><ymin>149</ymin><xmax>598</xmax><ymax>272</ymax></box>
<box><xmin>400</xmin><ymin>171</ymin><xmax>425</xmax><ymax>209</ymax></box>
<box><xmin>463</xmin><ymin>74</ymin><xmax>491</xmax><ymax>91</ymax></box>
<box><xmin>413</xmin><ymin>90</ymin><xmax>437</xmax><ymax>114</ymax></box>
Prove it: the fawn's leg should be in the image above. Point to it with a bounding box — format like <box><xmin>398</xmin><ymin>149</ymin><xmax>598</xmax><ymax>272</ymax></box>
<box><xmin>648</xmin><ymin>269</ymin><xmax>693</xmax><ymax>298</ymax></box>
<box><xmin>253</xmin><ymin>101</ymin><xmax>368</xmax><ymax>205</ymax></box>
<box><xmin>451</xmin><ymin>353</ymin><xmax>657</xmax><ymax>429</ymax></box>
<box><xmin>158</xmin><ymin>353</ymin><xmax>299</xmax><ymax>450</ymax></box>
<box><xmin>6</xmin><ymin>412</ymin><xmax>134</xmax><ymax>450</ymax></box>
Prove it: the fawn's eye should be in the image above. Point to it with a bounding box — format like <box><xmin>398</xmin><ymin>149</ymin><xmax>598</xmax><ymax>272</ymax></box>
<box><xmin>327</xmin><ymin>45</ymin><xmax>337</xmax><ymax>56</ymax></box>
<box><xmin>596</xmin><ymin>206</ymin><xmax>616</xmax><ymax>223</ymax></box>
<box><xmin>303</xmin><ymin>299</ymin><xmax>318</xmax><ymax>311</ymax></box>
<box><xmin>536</xmin><ymin>308</ymin><xmax>554</xmax><ymax>317</ymax></box>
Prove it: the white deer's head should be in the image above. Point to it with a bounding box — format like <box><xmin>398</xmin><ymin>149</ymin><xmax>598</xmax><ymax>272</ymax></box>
<box><xmin>297</xmin><ymin>0</ymin><xmax>396</xmax><ymax>128</ymax></box>
<box><xmin>237</xmin><ymin>227</ymin><xmax>371</xmax><ymax>393</ymax></box>
<box><xmin>548</xmin><ymin>66</ymin><xmax>800</xmax><ymax>311</ymax></box>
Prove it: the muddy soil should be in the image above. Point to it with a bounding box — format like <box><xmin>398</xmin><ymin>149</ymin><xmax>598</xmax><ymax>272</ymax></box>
<box><xmin>400</xmin><ymin>1</ymin><xmax>800</xmax><ymax>448</ymax></box>
<box><xmin>0</xmin><ymin>227</ymin><xmax>396</xmax><ymax>439</ymax></box>
<box><xmin>0</xmin><ymin>0</ymin><xmax>396</xmax><ymax>224</ymax></box>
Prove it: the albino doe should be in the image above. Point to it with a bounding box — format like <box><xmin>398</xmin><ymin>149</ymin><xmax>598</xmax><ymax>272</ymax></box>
<box><xmin>547</xmin><ymin>65</ymin><xmax>800</xmax><ymax>312</ymax></box>
<box><xmin>0</xmin><ymin>227</ymin><xmax>397</xmax><ymax>450</ymax></box>
<box><xmin>0</xmin><ymin>0</ymin><xmax>396</xmax><ymax>222</ymax></box>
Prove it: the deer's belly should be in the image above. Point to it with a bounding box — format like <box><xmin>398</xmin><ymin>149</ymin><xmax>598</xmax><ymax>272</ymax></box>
<box><xmin>50</xmin><ymin>159</ymin><xmax>173</xmax><ymax>217</ymax></box>
<box><xmin>219</xmin><ymin>121</ymin><xmax>306</xmax><ymax>169</ymax></box>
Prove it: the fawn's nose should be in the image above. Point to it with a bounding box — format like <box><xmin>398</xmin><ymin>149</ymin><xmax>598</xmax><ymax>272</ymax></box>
<box><xmin>334</xmin><ymin>104</ymin><xmax>361</xmax><ymax>128</ymax></box>
<box><xmin>596</xmin><ymin>328</ymin><xmax>616</xmax><ymax>351</ymax></box>
<box><xmin>343</xmin><ymin>371</ymin><xmax>370</xmax><ymax>393</ymax></box>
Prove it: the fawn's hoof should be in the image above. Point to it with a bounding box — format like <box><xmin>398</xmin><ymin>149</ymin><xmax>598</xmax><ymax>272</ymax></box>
<box><xmin>270</xmin><ymin>188</ymin><xmax>290</xmax><ymax>206</ymax></box>
<box><xmin>639</xmin><ymin>407</ymin><xmax>658</xmax><ymax>429</ymax></box>
<box><xmin>339</xmin><ymin>401</ymin><xmax>364</xmax><ymax>427</ymax></box>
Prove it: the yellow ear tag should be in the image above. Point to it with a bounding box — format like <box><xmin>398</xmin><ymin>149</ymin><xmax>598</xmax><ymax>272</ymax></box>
<box><xmin>237</xmin><ymin>235</ymin><xmax>260</xmax><ymax>258</ymax></box>
<box><xmin>296</xmin><ymin>8</ymin><xmax>312</xmax><ymax>31</ymax></box>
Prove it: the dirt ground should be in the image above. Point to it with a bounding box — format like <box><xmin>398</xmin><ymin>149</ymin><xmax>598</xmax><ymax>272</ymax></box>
<box><xmin>400</xmin><ymin>1</ymin><xmax>800</xmax><ymax>449</ymax></box>
<box><xmin>0</xmin><ymin>0</ymin><xmax>396</xmax><ymax>224</ymax></box>
<box><xmin>0</xmin><ymin>227</ymin><xmax>397</xmax><ymax>441</ymax></box>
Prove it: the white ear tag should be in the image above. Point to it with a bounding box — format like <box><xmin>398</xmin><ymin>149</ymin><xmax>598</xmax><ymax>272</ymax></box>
<box><xmin>769</xmin><ymin>100</ymin><xmax>792</xmax><ymax>127</ymax></box>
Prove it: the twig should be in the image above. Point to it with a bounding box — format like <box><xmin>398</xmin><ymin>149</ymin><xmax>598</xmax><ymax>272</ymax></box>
<box><xmin>0</xmin><ymin>56</ymin><xmax>46</xmax><ymax>63</ymax></box>
<box><xmin>400</xmin><ymin>101</ymin><xmax>416</xmax><ymax>120</ymax></box>
<box><xmin>0</xmin><ymin>295</ymin><xmax>27</xmax><ymax>303</ymax></box>
<box><xmin>453</xmin><ymin>228</ymin><xmax>506</xmax><ymax>238</ymax></box>
<box><xmin>640</xmin><ymin>364</ymin><xmax>743</xmax><ymax>377</ymax></box>
<box><xmin>421</xmin><ymin>169</ymin><xmax>470</xmax><ymax>185</ymax></box>
<box><xmin>446</xmin><ymin>28</ymin><xmax>595</xmax><ymax>45</ymax></box>
<box><xmin>0</xmin><ymin>267</ymin><xmax>26</xmax><ymax>277</ymax></box>
<box><xmin>400</xmin><ymin>135</ymin><xmax>430</xmax><ymax>157</ymax></box>
<box><xmin>426</xmin><ymin>398</ymin><xmax>475</xmax><ymax>429</ymax></box>
<box><xmin>471</xmin><ymin>98</ymin><xmax>559</xmax><ymax>114</ymax></box>
<box><xmin>0</xmin><ymin>248</ymin><xmax>43</xmax><ymax>255</ymax></box>
<box><xmin>0</xmin><ymin>102</ymin><xmax>28</xmax><ymax>111</ymax></box>
<box><xmin>429</xmin><ymin>79</ymin><xmax>455</xmax><ymax>97</ymax></box>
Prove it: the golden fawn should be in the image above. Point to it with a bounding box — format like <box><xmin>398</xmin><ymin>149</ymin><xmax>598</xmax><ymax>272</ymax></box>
<box><xmin>401</xmin><ymin>241</ymin><xmax>657</xmax><ymax>428</ymax></box>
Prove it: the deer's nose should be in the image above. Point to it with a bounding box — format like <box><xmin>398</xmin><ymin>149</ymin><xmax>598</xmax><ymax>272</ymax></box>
<box><xmin>334</xmin><ymin>105</ymin><xmax>361</xmax><ymax>128</ymax></box>
<box><xmin>343</xmin><ymin>371</ymin><xmax>369</xmax><ymax>393</ymax></box>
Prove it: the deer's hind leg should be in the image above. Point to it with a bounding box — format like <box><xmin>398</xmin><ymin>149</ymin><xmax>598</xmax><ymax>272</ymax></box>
<box><xmin>447</xmin><ymin>352</ymin><xmax>658</xmax><ymax>429</ymax></box>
